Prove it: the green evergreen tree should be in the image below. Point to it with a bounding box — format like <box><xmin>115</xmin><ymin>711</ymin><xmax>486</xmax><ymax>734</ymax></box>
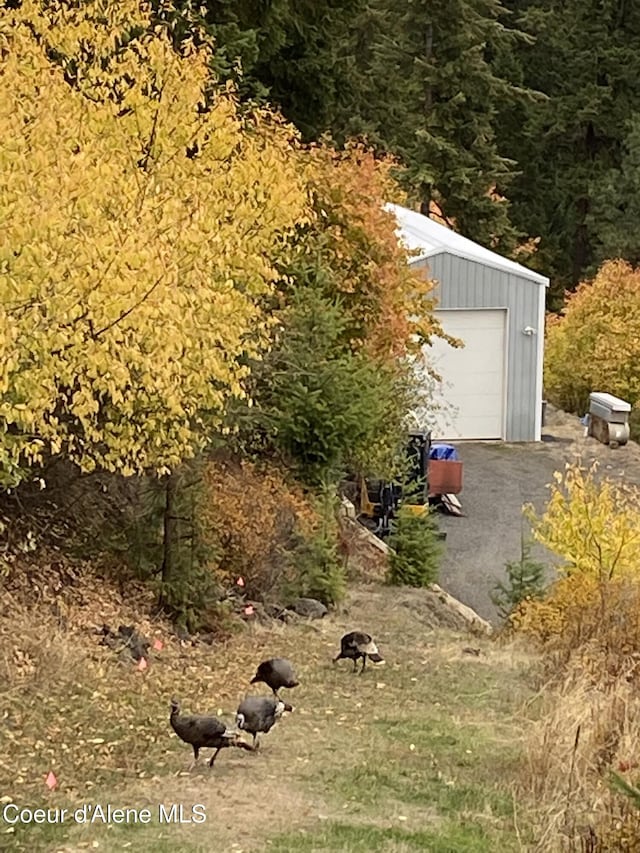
<box><xmin>499</xmin><ymin>0</ymin><xmax>640</xmax><ymax>299</ymax></box>
<box><xmin>332</xmin><ymin>0</ymin><xmax>528</xmax><ymax>251</ymax></box>
<box><xmin>162</xmin><ymin>0</ymin><xmax>368</xmax><ymax>137</ymax></box>
<box><xmin>164</xmin><ymin>0</ymin><xmax>528</xmax><ymax>250</ymax></box>
<box><xmin>590</xmin><ymin>115</ymin><xmax>640</xmax><ymax>267</ymax></box>
<box><xmin>491</xmin><ymin>537</ymin><xmax>546</xmax><ymax>620</ymax></box>
<box><xmin>239</xmin><ymin>286</ymin><xmax>410</xmax><ymax>487</ymax></box>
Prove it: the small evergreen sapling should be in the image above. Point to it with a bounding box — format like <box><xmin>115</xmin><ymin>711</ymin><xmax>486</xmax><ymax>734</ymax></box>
<box><xmin>387</xmin><ymin>506</ymin><xmax>443</xmax><ymax>587</ymax></box>
<box><xmin>491</xmin><ymin>537</ymin><xmax>547</xmax><ymax>621</ymax></box>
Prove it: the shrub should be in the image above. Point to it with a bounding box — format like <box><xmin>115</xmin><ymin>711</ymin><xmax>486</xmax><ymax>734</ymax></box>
<box><xmin>514</xmin><ymin>462</ymin><xmax>640</xmax><ymax>851</ymax></box>
<box><xmin>282</xmin><ymin>483</ymin><xmax>347</xmax><ymax>606</ymax></box>
<box><xmin>510</xmin><ymin>571</ymin><xmax>600</xmax><ymax>648</ymax></box>
<box><xmin>286</xmin><ymin>528</ymin><xmax>346</xmax><ymax>606</ymax></box>
<box><xmin>195</xmin><ymin>458</ymin><xmax>347</xmax><ymax>607</ymax></box>
<box><xmin>240</xmin><ymin>286</ymin><xmax>416</xmax><ymax>487</ymax></box>
<box><xmin>387</xmin><ymin>506</ymin><xmax>442</xmax><ymax>587</ymax></box>
<box><xmin>491</xmin><ymin>536</ymin><xmax>547</xmax><ymax>622</ymax></box>
<box><xmin>514</xmin><ymin>462</ymin><xmax>640</xmax><ymax>651</ymax></box>
<box><xmin>525</xmin><ymin>462</ymin><xmax>640</xmax><ymax>583</ymax></box>
<box><xmin>197</xmin><ymin>457</ymin><xmax>314</xmax><ymax>603</ymax></box>
<box><xmin>544</xmin><ymin>259</ymin><xmax>640</xmax><ymax>417</ymax></box>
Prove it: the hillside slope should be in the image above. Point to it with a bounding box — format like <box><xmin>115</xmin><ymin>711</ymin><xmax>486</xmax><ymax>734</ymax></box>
<box><xmin>1</xmin><ymin>575</ymin><xmax>536</xmax><ymax>852</ymax></box>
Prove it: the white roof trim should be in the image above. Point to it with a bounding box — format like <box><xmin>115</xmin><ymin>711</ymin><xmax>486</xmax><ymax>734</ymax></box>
<box><xmin>387</xmin><ymin>203</ymin><xmax>549</xmax><ymax>287</ymax></box>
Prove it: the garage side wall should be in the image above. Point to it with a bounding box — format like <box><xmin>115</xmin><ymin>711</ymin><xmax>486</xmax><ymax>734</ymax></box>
<box><xmin>412</xmin><ymin>255</ymin><xmax>543</xmax><ymax>442</ymax></box>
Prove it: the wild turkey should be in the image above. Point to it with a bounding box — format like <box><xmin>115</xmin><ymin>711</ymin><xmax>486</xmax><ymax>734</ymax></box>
<box><xmin>236</xmin><ymin>695</ymin><xmax>293</xmax><ymax>749</ymax></box>
<box><xmin>333</xmin><ymin>631</ymin><xmax>384</xmax><ymax>674</ymax></box>
<box><xmin>169</xmin><ymin>699</ymin><xmax>252</xmax><ymax>768</ymax></box>
<box><xmin>250</xmin><ymin>657</ymin><xmax>299</xmax><ymax>698</ymax></box>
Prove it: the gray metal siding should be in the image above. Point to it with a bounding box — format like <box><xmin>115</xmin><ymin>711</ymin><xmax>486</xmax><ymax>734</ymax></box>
<box><xmin>412</xmin><ymin>254</ymin><xmax>543</xmax><ymax>441</ymax></box>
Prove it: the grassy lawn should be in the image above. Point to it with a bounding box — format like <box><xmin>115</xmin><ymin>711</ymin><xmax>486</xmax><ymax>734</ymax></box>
<box><xmin>1</xmin><ymin>585</ymin><xmax>535</xmax><ymax>852</ymax></box>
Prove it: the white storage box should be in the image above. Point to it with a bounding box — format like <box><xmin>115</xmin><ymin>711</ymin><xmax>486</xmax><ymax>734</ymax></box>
<box><xmin>589</xmin><ymin>392</ymin><xmax>631</xmax><ymax>424</ymax></box>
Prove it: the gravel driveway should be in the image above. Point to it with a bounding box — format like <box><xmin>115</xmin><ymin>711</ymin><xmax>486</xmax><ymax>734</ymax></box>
<box><xmin>436</xmin><ymin>404</ymin><xmax>640</xmax><ymax>623</ymax></box>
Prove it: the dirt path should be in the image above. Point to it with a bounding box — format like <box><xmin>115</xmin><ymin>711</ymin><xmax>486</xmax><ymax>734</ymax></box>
<box><xmin>5</xmin><ymin>584</ymin><xmax>535</xmax><ymax>852</ymax></box>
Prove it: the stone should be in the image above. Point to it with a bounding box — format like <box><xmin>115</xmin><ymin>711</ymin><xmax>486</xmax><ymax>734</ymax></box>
<box><xmin>288</xmin><ymin>597</ymin><xmax>328</xmax><ymax>619</ymax></box>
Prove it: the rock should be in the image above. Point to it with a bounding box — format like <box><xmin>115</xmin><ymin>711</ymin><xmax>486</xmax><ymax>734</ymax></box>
<box><xmin>196</xmin><ymin>632</ymin><xmax>216</xmax><ymax>646</ymax></box>
<box><xmin>118</xmin><ymin>625</ymin><xmax>150</xmax><ymax>661</ymax></box>
<box><xmin>174</xmin><ymin>625</ymin><xmax>191</xmax><ymax>643</ymax></box>
<box><xmin>338</xmin><ymin>497</ymin><xmax>357</xmax><ymax>519</ymax></box>
<box><xmin>428</xmin><ymin>584</ymin><xmax>493</xmax><ymax>636</ymax></box>
<box><xmin>288</xmin><ymin>597</ymin><xmax>328</xmax><ymax>619</ymax></box>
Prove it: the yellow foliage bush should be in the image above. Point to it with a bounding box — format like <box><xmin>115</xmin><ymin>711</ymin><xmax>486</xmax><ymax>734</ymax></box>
<box><xmin>526</xmin><ymin>462</ymin><xmax>640</xmax><ymax>582</ymax></box>
<box><xmin>545</xmin><ymin>259</ymin><xmax>640</xmax><ymax>414</ymax></box>
<box><xmin>513</xmin><ymin>463</ymin><xmax>640</xmax><ymax>668</ymax></box>
<box><xmin>510</xmin><ymin>572</ymin><xmax>600</xmax><ymax>645</ymax></box>
<box><xmin>515</xmin><ymin>467</ymin><xmax>640</xmax><ymax>848</ymax></box>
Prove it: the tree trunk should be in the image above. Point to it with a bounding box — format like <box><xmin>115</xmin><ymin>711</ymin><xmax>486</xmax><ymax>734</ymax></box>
<box><xmin>419</xmin><ymin>22</ymin><xmax>434</xmax><ymax>219</ymax></box>
<box><xmin>572</xmin><ymin>196</ymin><xmax>590</xmax><ymax>284</ymax></box>
<box><xmin>160</xmin><ymin>470</ymin><xmax>179</xmax><ymax>595</ymax></box>
<box><xmin>572</xmin><ymin>122</ymin><xmax>597</xmax><ymax>283</ymax></box>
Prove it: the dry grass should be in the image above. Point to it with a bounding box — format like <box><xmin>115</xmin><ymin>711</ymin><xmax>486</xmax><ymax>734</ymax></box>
<box><xmin>523</xmin><ymin>662</ymin><xmax>640</xmax><ymax>851</ymax></box>
<box><xmin>516</xmin><ymin>580</ymin><xmax>640</xmax><ymax>851</ymax></box>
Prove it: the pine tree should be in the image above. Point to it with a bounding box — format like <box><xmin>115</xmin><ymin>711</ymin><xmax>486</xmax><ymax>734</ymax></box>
<box><xmin>332</xmin><ymin>0</ymin><xmax>528</xmax><ymax>251</ymax></box>
<box><xmin>499</xmin><ymin>0</ymin><xmax>640</xmax><ymax>297</ymax></box>
<box><xmin>172</xmin><ymin>0</ymin><xmax>527</xmax><ymax>250</ymax></box>
<box><xmin>170</xmin><ymin>0</ymin><xmax>369</xmax><ymax>138</ymax></box>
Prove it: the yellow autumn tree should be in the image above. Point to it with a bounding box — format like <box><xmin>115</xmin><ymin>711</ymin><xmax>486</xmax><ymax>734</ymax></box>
<box><xmin>0</xmin><ymin>0</ymin><xmax>308</xmax><ymax>484</ymax></box>
<box><xmin>545</xmin><ymin>259</ymin><xmax>640</xmax><ymax>415</ymax></box>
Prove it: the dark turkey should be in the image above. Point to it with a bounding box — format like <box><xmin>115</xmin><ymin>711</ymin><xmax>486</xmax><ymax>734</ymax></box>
<box><xmin>333</xmin><ymin>631</ymin><xmax>384</xmax><ymax>674</ymax></box>
<box><xmin>236</xmin><ymin>695</ymin><xmax>293</xmax><ymax>749</ymax></box>
<box><xmin>169</xmin><ymin>698</ymin><xmax>252</xmax><ymax>768</ymax></box>
<box><xmin>250</xmin><ymin>657</ymin><xmax>299</xmax><ymax>697</ymax></box>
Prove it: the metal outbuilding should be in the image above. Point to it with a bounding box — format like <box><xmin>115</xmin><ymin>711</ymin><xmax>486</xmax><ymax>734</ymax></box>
<box><xmin>389</xmin><ymin>203</ymin><xmax>549</xmax><ymax>442</ymax></box>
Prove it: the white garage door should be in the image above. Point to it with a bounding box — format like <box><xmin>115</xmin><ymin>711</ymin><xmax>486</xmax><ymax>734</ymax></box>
<box><xmin>424</xmin><ymin>309</ymin><xmax>507</xmax><ymax>440</ymax></box>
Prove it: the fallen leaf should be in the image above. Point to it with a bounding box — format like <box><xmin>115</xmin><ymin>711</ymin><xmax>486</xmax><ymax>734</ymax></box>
<box><xmin>45</xmin><ymin>771</ymin><xmax>57</xmax><ymax>790</ymax></box>
<box><xmin>236</xmin><ymin>576</ymin><xmax>245</xmax><ymax>587</ymax></box>
<box><xmin>152</xmin><ymin>638</ymin><xmax>163</xmax><ymax>652</ymax></box>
